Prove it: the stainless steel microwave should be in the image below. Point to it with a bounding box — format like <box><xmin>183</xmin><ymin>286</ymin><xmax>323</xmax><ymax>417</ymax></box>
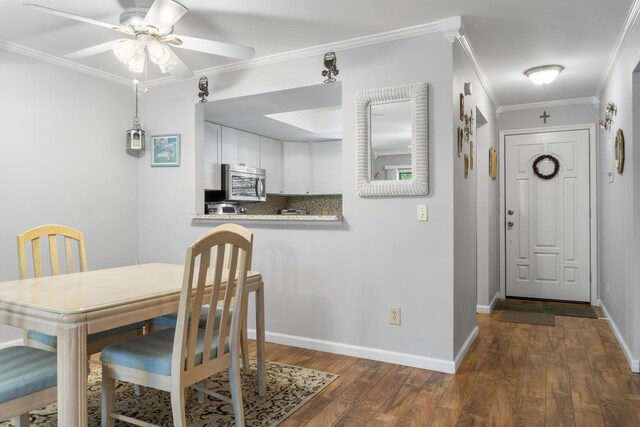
<box><xmin>222</xmin><ymin>164</ymin><xmax>266</xmax><ymax>203</ymax></box>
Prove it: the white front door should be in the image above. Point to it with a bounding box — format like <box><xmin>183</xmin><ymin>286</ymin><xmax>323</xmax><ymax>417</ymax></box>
<box><xmin>505</xmin><ymin>130</ymin><xmax>590</xmax><ymax>302</ymax></box>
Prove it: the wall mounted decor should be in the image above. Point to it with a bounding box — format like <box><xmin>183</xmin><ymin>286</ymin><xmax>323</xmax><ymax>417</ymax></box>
<box><xmin>464</xmin><ymin>154</ymin><xmax>469</xmax><ymax>179</ymax></box>
<box><xmin>469</xmin><ymin>141</ymin><xmax>474</xmax><ymax>170</ymax></box>
<box><xmin>615</xmin><ymin>128</ymin><xmax>625</xmax><ymax>174</ymax></box>
<box><xmin>322</xmin><ymin>52</ymin><xmax>339</xmax><ymax>83</ymax></box>
<box><xmin>458</xmin><ymin>127</ymin><xmax>463</xmax><ymax>157</ymax></box>
<box><xmin>464</xmin><ymin>82</ymin><xmax>472</xmax><ymax>96</ymax></box>
<box><xmin>198</xmin><ymin>77</ymin><xmax>209</xmax><ymax>103</ymax></box>
<box><xmin>489</xmin><ymin>147</ymin><xmax>497</xmax><ymax>180</ymax></box>
<box><xmin>459</xmin><ymin>93</ymin><xmax>465</xmax><ymax>121</ymax></box>
<box><xmin>599</xmin><ymin>102</ymin><xmax>617</xmax><ymax>132</ymax></box>
<box><xmin>151</xmin><ymin>134</ymin><xmax>181</xmax><ymax>167</ymax></box>
<box><xmin>356</xmin><ymin>82</ymin><xmax>429</xmax><ymax>197</ymax></box>
<box><xmin>532</xmin><ymin>154</ymin><xmax>559</xmax><ymax>180</ymax></box>
<box><xmin>469</xmin><ymin>110</ymin><xmax>474</xmax><ymax>135</ymax></box>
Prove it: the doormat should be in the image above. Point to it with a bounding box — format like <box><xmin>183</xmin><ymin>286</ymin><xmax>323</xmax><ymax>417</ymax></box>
<box><xmin>0</xmin><ymin>359</ymin><xmax>337</xmax><ymax>427</ymax></box>
<box><xmin>494</xmin><ymin>300</ymin><xmax>597</xmax><ymax>319</ymax></box>
<box><xmin>499</xmin><ymin>310</ymin><xmax>556</xmax><ymax>326</ymax></box>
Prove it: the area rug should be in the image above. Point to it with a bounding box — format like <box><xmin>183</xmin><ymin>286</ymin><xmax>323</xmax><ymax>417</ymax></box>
<box><xmin>0</xmin><ymin>359</ymin><xmax>337</xmax><ymax>427</ymax></box>
<box><xmin>499</xmin><ymin>310</ymin><xmax>556</xmax><ymax>326</ymax></box>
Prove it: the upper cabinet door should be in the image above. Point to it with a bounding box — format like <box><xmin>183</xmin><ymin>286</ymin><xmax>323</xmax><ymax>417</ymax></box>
<box><xmin>311</xmin><ymin>140</ymin><xmax>342</xmax><ymax>195</ymax></box>
<box><xmin>203</xmin><ymin>122</ymin><xmax>221</xmax><ymax>190</ymax></box>
<box><xmin>240</xmin><ymin>131</ymin><xmax>260</xmax><ymax>167</ymax></box>
<box><xmin>283</xmin><ymin>141</ymin><xmax>310</xmax><ymax>195</ymax></box>
<box><xmin>260</xmin><ymin>136</ymin><xmax>282</xmax><ymax>194</ymax></box>
<box><xmin>221</xmin><ymin>126</ymin><xmax>241</xmax><ymax>165</ymax></box>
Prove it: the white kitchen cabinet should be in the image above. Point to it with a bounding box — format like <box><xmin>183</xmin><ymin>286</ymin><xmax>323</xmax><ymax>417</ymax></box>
<box><xmin>220</xmin><ymin>126</ymin><xmax>260</xmax><ymax>167</ymax></box>
<box><xmin>240</xmin><ymin>131</ymin><xmax>260</xmax><ymax>167</ymax></box>
<box><xmin>259</xmin><ymin>136</ymin><xmax>283</xmax><ymax>194</ymax></box>
<box><xmin>282</xmin><ymin>141</ymin><xmax>311</xmax><ymax>195</ymax></box>
<box><xmin>311</xmin><ymin>140</ymin><xmax>342</xmax><ymax>194</ymax></box>
<box><xmin>203</xmin><ymin>122</ymin><xmax>221</xmax><ymax>190</ymax></box>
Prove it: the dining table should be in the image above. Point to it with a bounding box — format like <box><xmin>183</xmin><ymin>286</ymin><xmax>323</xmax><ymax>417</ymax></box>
<box><xmin>0</xmin><ymin>263</ymin><xmax>265</xmax><ymax>427</ymax></box>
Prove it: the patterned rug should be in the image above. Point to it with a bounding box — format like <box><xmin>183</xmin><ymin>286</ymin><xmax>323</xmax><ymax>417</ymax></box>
<box><xmin>1</xmin><ymin>359</ymin><xmax>337</xmax><ymax>426</ymax></box>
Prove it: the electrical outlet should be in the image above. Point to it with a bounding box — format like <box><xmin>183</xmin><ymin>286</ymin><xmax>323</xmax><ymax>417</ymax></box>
<box><xmin>390</xmin><ymin>306</ymin><xmax>401</xmax><ymax>325</ymax></box>
<box><xmin>417</xmin><ymin>204</ymin><xmax>427</xmax><ymax>222</ymax></box>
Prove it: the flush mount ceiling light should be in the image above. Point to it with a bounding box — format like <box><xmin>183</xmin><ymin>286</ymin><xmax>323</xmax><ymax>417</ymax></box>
<box><xmin>524</xmin><ymin>65</ymin><xmax>564</xmax><ymax>85</ymax></box>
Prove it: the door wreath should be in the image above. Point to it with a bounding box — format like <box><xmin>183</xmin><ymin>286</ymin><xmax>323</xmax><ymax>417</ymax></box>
<box><xmin>532</xmin><ymin>154</ymin><xmax>560</xmax><ymax>180</ymax></box>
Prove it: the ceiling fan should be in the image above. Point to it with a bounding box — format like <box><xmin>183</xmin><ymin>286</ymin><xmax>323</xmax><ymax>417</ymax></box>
<box><xmin>24</xmin><ymin>0</ymin><xmax>255</xmax><ymax>79</ymax></box>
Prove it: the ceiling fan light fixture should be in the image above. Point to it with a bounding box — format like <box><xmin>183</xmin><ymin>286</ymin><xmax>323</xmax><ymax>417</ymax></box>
<box><xmin>113</xmin><ymin>39</ymin><xmax>137</xmax><ymax>63</ymax></box>
<box><xmin>525</xmin><ymin>65</ymin><xmax>564</xmax><ymax>85</ymax></box>
<box><xmin>126</xmin><ymin>52</ymin><xmax>146</xmax><ymax>73</ymax></box>
<box><xmin>147</xmin><ymin>39</ymin><xmax>170</xmax><ymax>65</ymax></box>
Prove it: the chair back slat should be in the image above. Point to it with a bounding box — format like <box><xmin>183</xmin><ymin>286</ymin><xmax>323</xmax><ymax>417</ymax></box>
<box><xmin>17</xmin><ymin>224</ymin><xmax>87</xmax><ymax>279</ymax></box>
<box><xmin>172</xmin><ymin>224</ymin><xmax>253</xmax><ymax>377</ymax></box>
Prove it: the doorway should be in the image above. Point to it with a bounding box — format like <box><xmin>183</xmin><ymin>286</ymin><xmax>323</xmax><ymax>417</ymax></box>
<box><xmin>499</xmin><ymin>125</ymin><xmax>598</xmax><ymax>304</ymax></box>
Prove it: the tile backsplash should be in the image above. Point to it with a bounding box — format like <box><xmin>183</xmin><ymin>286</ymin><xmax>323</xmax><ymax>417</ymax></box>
<box><xmin>246</xmin><ymin>195</ymin><xmax>342</xmax><ymax>215</ymax></box>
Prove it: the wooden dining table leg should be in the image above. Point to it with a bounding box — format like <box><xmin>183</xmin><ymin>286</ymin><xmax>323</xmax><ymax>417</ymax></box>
<box><xmin>256</xmin><ymin>281</ymin><xmax>266</xmax><ymax>396</ymax></box>
<box><xmin>57</xmin><ymin>321</ymin><xmax>88</xmax><ymax>427</ymax></box>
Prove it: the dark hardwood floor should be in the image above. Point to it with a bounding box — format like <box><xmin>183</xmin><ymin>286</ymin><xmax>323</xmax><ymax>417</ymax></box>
<box><xmin>250</xmin><ymin>309</ymin><xmax>640</xmax><ymax>426</ymax></box>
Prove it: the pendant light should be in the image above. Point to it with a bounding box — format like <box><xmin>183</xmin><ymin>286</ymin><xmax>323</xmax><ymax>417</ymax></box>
<box><xmin>126</xmin><ymin>80</ymin><xmax>145</xmax><ymax>155</ymax></box>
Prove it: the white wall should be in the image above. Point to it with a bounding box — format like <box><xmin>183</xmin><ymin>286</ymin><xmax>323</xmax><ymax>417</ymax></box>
<box><xmin>597</xmin><ymin>18</ymin><xmax>640</xmax><ymax>370</ymax></box>
<box><xmin>451</xmin><ymin>41</ymin><xmax>497</xmax><ymax>351</ymax></box>
<box><xmin>138</xmin><ymin>33</ymin><xmax>465</xmax><ymax>369</ymax></box>
<box><xmin>0</xmin><ymin>50</ymin><xmax>140</xmax><ymax>343</ymax></box>
<box><xmin>497</xmin><ymin>103</ymin><xmax>598</xmax><ymax>131</ymax></box>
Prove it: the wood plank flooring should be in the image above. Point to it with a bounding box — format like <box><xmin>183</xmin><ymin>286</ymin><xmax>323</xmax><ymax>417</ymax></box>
<box><xmin>249</xmin><ymin>309</ymin><xmax>640</xmax><ymax>426</ymax></box>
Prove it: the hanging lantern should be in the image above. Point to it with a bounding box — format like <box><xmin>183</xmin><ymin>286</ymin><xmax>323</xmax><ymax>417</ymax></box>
<box><xmin>126</xmin><ymin>81</ymin><xmax>145</xmax><ymax>155</ymax></box>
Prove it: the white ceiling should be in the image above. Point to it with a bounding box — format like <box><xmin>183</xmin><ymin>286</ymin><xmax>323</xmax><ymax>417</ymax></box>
<box><xmin>0</xmin><ymin>0</ymin><xmax>634</xmax><ymax>108</ymax></box>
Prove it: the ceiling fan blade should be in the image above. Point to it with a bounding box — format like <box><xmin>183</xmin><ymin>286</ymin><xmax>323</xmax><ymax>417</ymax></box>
<box><xmin>23</xmin><ymin>4</ymin><xmax>118</xmax><ymax>31</ymax></box>
<box><xmin>172</xmin><ymin>35</ymin><xmax>255</xmax><ymax>60</ymax></box>
<box><xmin>142</xmin><ymin>0</ymin><xmax>187</xmax><ymax>35</ymax></box>
<box><xmin>65</xmin><ymin>40</ymin><xmax>124</xmax><ymax>59</ymax></box>
<box><xmin>166</xmin><ymin>48</ymin><xmax>194</xmax><ymax>79</ymax></box>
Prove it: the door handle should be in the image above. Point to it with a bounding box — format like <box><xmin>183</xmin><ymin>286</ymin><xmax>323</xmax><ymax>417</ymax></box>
<box><xmin>507</xmin><ymin>221</ymin><xmax>514</xmax><ymax>228</ymax></box>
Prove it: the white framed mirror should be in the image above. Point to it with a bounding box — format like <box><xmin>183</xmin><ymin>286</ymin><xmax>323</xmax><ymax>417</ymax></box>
<box><xmin>356</xmin><ymin>82</ymin><xmax>428</xmax><ymax>197</ymax></box>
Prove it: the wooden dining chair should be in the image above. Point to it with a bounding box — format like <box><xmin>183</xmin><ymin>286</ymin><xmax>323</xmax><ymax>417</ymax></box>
<box><xmin>150</xmin><ymin>241</ymin><xmax>252</xmax><ymax>372</ymax></box>
<box><xmin>100</xmin><ymin>223</ymin><xmax>253</xmax><ymax>426</ymax></box>
<box><xmin>17</xmin><ymin>224</ymin><xmax>146</xmax><ymax>355</ymax></box>
<box><xmin>0</xmin><ymin>345</ymin><xmax>57</xmax><ymax>426</ymax></box>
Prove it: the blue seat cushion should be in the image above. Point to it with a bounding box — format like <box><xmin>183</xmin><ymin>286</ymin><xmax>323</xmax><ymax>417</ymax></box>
<box><xmin>27</xmin><ymin>321</ymin><xmax>147</xmax><ymax>349</ymax></box>
<box><xmin>0</xmin><ymin>346</ymin><xmax>57</xmax><ymax>403</ymax></box>
<box><xmin>151</xmin><ymin>305</ymin><xmax>227</xmax><ymax>329</ymax></box>
<box><xmin>100</xmin><ymin>328</ymin><xmax>228</xmax><ymax>376</ymax></box>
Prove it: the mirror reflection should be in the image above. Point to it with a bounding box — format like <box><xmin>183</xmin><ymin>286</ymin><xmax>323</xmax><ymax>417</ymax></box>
<box><xmin>371</xmin><ymin>101</ymin><xmax>412</xmax><ymax>181</ymax></box>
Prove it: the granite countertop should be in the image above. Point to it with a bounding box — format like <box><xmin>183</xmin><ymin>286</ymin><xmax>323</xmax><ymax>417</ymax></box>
<box><xmin>191</xmin><ymin>214</ymin><xmax>343</xmax><ymax>223</ymax></box>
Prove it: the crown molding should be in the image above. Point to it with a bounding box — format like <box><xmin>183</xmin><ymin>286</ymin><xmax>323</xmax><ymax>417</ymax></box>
<box><xmin>496</xmin><ymin>96</ymin><xmax>599</xmax><ymax>116</ymax></box>
<box><xmin>596</xmin><ymin>0</ymin><xmax>640</xmax><ymax>98</ymax></box>
<box><xmin>434</xmin><ymin>16</ymin><xmax>499</xmax><ymax>110</ymax></box>
<box><xmin>143</xmin><ymin>20</ymin><xmax>445</xmax><ymax>88</ymax></box>
<box><xmin>0</xmin><ymin>40</ymin><xmax>132</xmax><ymax>87</ymax></box>
<box><xmin>456</xmin><ymin>33</ymin><xmax>499</xmax><ymax>110</ymax></box>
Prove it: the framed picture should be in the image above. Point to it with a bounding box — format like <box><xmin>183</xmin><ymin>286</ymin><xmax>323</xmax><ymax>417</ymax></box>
<box><xmin>457</xmin><ymin>127</ymin><xmax>463</xmax><ymax>157</ymax></box>
<box><xmin>489</xmin><ymin>147</ymin><xmax>497</xmax><ymax>180</ymax></box>
<box><xmin>464</xmin><ymin>154</ymin><xmax>469</xmax><ymax>179</ymax></box>
<box><xmin>151</xmin><ymin>134</ymin><xmax>181</xmax><ymax>167</ymax></box>
<box><xmin>469</xmin><ymin>140</ymin><xmax>474</xmax><ymax>170</ymax></box>
<box><xmin>615</xmin><ymin>128</ymin><xmax>625</xmax><ymax>174</ymax></box>
<box><xmin>459</xmin><ymin>93</ymin><xmax>465</xmax><ymax>121</ymax></box>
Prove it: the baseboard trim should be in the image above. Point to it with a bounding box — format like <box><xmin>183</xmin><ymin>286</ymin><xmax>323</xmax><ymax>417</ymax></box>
<box><xmin>0</xmin><ymin>339</ymin><xmax>22</xmax><ymax>350</ymax></box>
<box><xmin>247</xmin><ymin>329</ymin><xmax>457</xmax><ymax>374</ymax></box>
<box><xmin>599</xmin><ymin>300</ymin><xmax>640</xmax><ymax>372</ymax></box>
<box><xmin>477</xmin><ymin>291</ymin><xmax>500</xmax><ymax>314</ymax></box>
<box><xmin>454</xmin><ymin>326</ymin><xmax>479</xmax><ymax>371</ymax></box>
